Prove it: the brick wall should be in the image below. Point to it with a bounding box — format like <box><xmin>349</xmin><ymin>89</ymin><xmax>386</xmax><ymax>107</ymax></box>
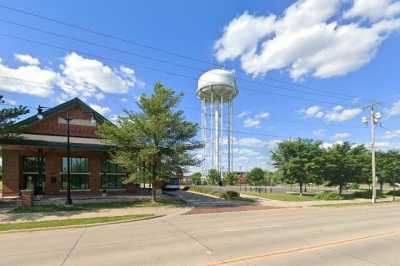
<box><xmin>2</xmin><ymin>149</ymin><xmax>21</xmax><ymax>197</ymax></box>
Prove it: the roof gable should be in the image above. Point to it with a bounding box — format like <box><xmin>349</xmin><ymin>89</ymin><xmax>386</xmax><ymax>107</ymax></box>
<box><xmin>17</xmin><ymin>97</ymin><xmax>111</xmax><ymax>127</ymax></box>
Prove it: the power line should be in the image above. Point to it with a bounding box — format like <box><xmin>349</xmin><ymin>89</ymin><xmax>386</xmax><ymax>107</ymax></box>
<box><xmin>0</xmin><ymin>32</ymin><xmax>358</xmax><ymax>107</ymax></box>
<box><xmin>0</xmin><ymin>4</ymin><xmax>362</xmax><ymax>101</ymax></box>
<box><xmin>0</xmin><ymin>3</ymin><xmax>219</xmax><ymax>67</ymax></box>
<box><xmin>0</xmin><ymin>18</ymin><xmax>358</xmax><ymax>103</ymax></box>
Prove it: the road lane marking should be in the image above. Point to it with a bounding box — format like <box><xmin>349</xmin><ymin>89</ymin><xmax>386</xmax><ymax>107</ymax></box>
<box><xmin>208</xmin><ymin>230</ymin><xmax>400</xmax><ymax>265</ymax></box>
<box><xmin>220</xmin><ymin>225</ymin><xmax>281</xmax><ymax>232</ymax></box>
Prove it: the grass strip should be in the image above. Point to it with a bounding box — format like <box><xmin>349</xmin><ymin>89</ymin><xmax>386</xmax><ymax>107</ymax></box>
<box><xmin>311</xmin><ymin>201</ymin><xmax>399</xmax><ymax>208</ymax></box>
<box><xmin>243</xmin><ymin>192</ymin><xmax>318</xmax><ymax>202</ymax></box>
<box><xmin>10</xmin><ymin>199</ymin><xmax>186</xmax><ymax>214</ymax></box>
<box><xmin>0</xmin><ymin>214</ymin><xmax>156</xmax><ymax>232</ymax></box>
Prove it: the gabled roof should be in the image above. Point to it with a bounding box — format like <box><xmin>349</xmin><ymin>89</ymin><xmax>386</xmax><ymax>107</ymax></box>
<box><xmin>16</xmin><ymin>97</ymin><xmax>111</xmax><ymax>127</ymax></box>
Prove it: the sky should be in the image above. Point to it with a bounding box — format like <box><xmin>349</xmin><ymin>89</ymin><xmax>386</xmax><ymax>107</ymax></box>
<box><xmin>0</xmin><ymin>0</ymin><xmax>400</xmax><ymax>172</ymax></box>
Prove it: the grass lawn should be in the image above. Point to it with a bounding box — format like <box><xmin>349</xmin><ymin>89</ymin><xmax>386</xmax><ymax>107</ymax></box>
<box><xmin>0</xmin><ymin>214</ymin><xmax>156</xmax><ymax>232</ymax></box>
<box><xmin>243</xmin><ymin>192</ymin><xmax>319</xmax><ymax>202</ymax></box>
<box><xmin>10</xmin><ymin>199</ymin><xmax>186</xmax><ymax>214</ymax></box>
<box><xmin>311</xmin><ymin>201</ymin><xmax>399</xmax><ymax>208</ymax></box>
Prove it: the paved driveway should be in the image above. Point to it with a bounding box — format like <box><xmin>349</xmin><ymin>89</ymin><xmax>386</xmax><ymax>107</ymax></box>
<box><xmin>170</xmin><ymin>190</ymin><xmax>233</xmax><ymax>207</ymax></box>
<box><xmin>1</xmin><ymin>203</ymin><xmax>400</xmax><ymax>265</ymax></box>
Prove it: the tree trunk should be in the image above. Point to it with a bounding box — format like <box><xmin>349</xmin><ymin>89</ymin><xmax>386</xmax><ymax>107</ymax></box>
<box><xmin>151</xmin><ymin>182</ymin><xmax>157</xmax><ymax>202</ymax></box>
<box><xmin>339</xmin><ymin>183</ymin><xmax>343</xmax><ymax>195</ymax></box>
<box><xmin>304</xmin><ymin>184</ymin><xmax>307</xmax><ymax>193</ymax></box>
<box><xmin>380</xmin><ymin>181</ymin><xmax>384</xmax><ymax>193</ymax></box>
<box><xmin>299</xmin><ymin>182</ymin><xmax>303</xmax><ymax>196</ymax></box>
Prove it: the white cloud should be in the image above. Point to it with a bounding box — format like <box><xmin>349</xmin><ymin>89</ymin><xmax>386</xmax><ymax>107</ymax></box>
<box><xmin>58</xmin><ymin>52</ymin><xmax>140</xmax><ymax>98</ymax></box>
<box><xmin>0</xmin><ymin>58</ymin><xmax>58</xmax><ymax>97</ymax></box>
<box><xmin>256</xmin><ymin>111</ymin><xmax>270</xmax><ymax>119</ymax></box>
<box><xmin>344</xmin><ymin>0</ymin><xmax>400</xmax><ymax>21</ymax></box>
<box><xmin>14</xmin><ymin>54</ymin><xmax>40</xmax><ymax>65</ymax></box>
<box><xmin>214</xmin><ymin>0</ymin><xmax>400</xmax><ymax>80</ymax></box>
<box><xmin>324</xmin><ymin>107</ymin><xmax>362</xmax><ymax>122</ymax></box>
<box><xmin>0</xmin><ymin>52</ymin><xmax>142</xmax><ymax>99</ymax></box>
<box><xmin>89</xmin><ymin>103</ymin><xmax>111</xmax><ymax>115</ymax></box>
<box><xmin>386</xmin><ymin>100</ymin><xmax>400</xmax><ymax>116</ymax></box>
<box><xmin>237</xmin><ymin>137</ymin><xmax>265</xmax><ymax>147</ymax></box>
<box><xmin>383</xmin><ymin>129</ymin><xmax>400</xmax><ymax>139</ymax></box>
<box><xmin>313</xmin><ymin>129</ymin><xmax>325</xmax><ymax>137</ymax></box>
<box><xmin>234</xmin><ymin>148</ymin><xmax>260</xmax><ymax>157</ymax></box>
<box><xmin>300</xmin><ymin>105</ymin><xmax>362</xmax><ymax>122</ymax></box>
<box><xmin>237</xmin><ymin>111</ymin><xmax>250</xmax><ymax>118</ymax></box>
<box><xmin>304</xmin><ymin>105</ymin><xmax>323</xmax><ymax>117</ymax></box>
<box><xmin>331</xmin><ymin>132</ymin><xmax>351</xmax><ymax>140</ymax></box>
<box><xmin>244</xmin><ymin>117</ymin><xmax>261</xmax><ymax>128</ymax></box>
<box><xmin>241</xmin><ymin>111</ymin><xmax>270</xmax><ymax>128</ymax></box>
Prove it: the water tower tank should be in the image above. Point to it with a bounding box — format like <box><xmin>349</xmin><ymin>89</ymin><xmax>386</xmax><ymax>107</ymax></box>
<box><xmin>197</xmin><ymin>69</ymin><xmax>238</xmax><ymax>102</ymax></box>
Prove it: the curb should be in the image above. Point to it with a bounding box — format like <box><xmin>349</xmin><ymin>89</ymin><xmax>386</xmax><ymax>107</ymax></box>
<box><xmin>0</xmin><ymin>214</ymin><xmax>163</xmax><ymax>234</ymax></box>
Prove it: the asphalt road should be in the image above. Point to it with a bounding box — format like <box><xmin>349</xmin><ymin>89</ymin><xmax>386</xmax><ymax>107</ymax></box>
<box><xmin>1</xmin><ymin>204</ymin><xmax>400</xmax><ymax>266</ymax></box>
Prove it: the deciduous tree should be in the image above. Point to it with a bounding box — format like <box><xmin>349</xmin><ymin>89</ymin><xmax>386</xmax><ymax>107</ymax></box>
<box><xmin>98</xmin><ymin>83</ymin><xmax>201</xmax><ymax>201</ymax></box>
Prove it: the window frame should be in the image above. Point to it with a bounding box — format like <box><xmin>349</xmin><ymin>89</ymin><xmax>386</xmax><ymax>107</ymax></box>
<box><xmin>100</xmin><ymin>160</ymin><xmax>127</xmax><ymax>190</ymax></box>
<box><xmin>60</xmin><ymin>157</ymin><xmax>90</xmax><ymax>191</ymax></box>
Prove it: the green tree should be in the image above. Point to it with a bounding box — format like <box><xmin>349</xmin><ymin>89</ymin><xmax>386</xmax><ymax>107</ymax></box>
<box><xmin>189</xmin><ymin>172</ymin><xmax>202</xmax><ymax>185</ymax></box>
<box><xmin>224</xmin><ymin>172</ymin><xmax>237</xmax><ymax>185</ymax></box>
<box><xmin>272</xmin><ymin>138</ymin><xmax>323</xmax><ymax>195</ymax></box>
<box><xmin>0</xmin><ymin>96</ymin><xmax>29</xmax><ymax>136</ymax></box>
<box><xmin>98</xmin><ymin>82</ymin><xmax>201</xmax><ymax>201</ymax></box>
<box><xmin>207</xmin><ymin>169</ymin><xmax>220</xmax><ymax>185</ymax></box>
<box><xmin>377</xmin><ymin>150</ymin><xmax>400</xmax><ymax>193</ymax></box>
<box><xmin>247</xmin><ymin>167</ymin><xmax>265</xmax><ymax>186</ymax></box>
<box><xmin>322</xmin><ymin>142</ymin><xmax>368</xmax><ymax>194</ymax></box>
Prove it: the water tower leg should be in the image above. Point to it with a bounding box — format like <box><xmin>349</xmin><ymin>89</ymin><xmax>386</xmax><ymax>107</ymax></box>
<box><xmin>220</xmin><ymin>95</ymin><xmax>224</xmax><ymax>181</ymax></box>
<box><xmin>227</xmin><ymin>99</ymin><xmax>231</xmax><ymax>173</ymax></box>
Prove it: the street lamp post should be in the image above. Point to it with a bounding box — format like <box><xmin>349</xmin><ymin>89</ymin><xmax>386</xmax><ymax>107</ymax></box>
<box><xmin>65</xmin><ymin>112</ymin><xmax>73</xmax><ymax>205</ymax></box>
<box><xmin>362</xmin><ymin>104</ymin><xmax>382</xmax><ymax>204</ymax></box>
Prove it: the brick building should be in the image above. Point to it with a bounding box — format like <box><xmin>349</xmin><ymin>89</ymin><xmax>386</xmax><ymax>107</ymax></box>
<box><xmin>0</xmin><ymin>98</ymin><xmax>137</xmax><ymax>197</ymax></box>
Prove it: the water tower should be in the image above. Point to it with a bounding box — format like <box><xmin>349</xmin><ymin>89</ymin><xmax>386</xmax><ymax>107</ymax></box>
<box><xmin>197</xmin><ymin>69</ymin><xmax>238</xmax><ymax>179</ymax></box>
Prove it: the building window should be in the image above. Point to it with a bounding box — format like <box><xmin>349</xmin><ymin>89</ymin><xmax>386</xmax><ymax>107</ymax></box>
<box><xmin>101</xmin><ymin>160</ymin><xmax>127</xmax><ymax>190</ymax></box>
<box><xmin>21</xmin><ymin>156</ymin><xmax>45</xmax><ymax>192</ymax></box>
<box><xmin>61</xmin><ymin>157</ymin><xmax>89</xmax><ymax>190</ymax></box>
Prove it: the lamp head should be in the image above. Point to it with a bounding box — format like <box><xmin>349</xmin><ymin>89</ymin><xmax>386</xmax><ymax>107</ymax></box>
<box><xmin>37</xmin><ymin>105</ymin><xmax>44</xmax><ymax>120</ymax></box>
<box><xmin>361</xmin><ymin>116</ymin><xmax>369</xmax><ymax>125</ymax></box>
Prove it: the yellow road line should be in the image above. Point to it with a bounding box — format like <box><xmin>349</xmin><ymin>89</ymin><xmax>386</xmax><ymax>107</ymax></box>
<box><xmin>208</xmin><ymin>230</ymin><xmax>400</xmax><ymax>265</ymax></box>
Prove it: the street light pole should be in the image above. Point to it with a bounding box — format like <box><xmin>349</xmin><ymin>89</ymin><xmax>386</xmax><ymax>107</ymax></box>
<box><xmin>66</xmin><ymin>112</ymin><xmax>73</xmax><ymax>205</ymax></box>
<box><xmin>370</xmin><ymin>105</ymin><xmax>377</xmax><ymax>204</ymax></box>
<box><xmin>362</xmin><ymin>103</ymin><xmax>381</xmax><ymax>204</ymax></box>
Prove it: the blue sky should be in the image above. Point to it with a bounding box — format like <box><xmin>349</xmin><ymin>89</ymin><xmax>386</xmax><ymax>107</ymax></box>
<box><xmin>1</xmin><ymin>0</ymin><xmax>400</xmax><ymax>171</ymax></box>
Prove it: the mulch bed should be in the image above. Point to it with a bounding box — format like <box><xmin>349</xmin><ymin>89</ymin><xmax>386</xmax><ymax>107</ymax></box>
<box><xmin>184</xmin><ymin>205</ymin><xmax>284</xmax><ymax>215</ymax></box>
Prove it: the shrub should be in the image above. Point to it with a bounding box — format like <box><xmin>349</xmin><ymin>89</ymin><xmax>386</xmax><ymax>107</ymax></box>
<box><xmin>352</xmin><ymin>190</ymin><xmax>385</xmax><ymax>199</ymax></box>
<box><xmin>222</xmin><ymin>191</ymin><xmax>240</xmax><ymax>200</ymax></box>
<box><xmin>348</xmin><ymin>183</ymin><xmax>360</xmax><ymax>190</ymax></box>
<box><xmin>314</xmin><ymin>192</ymin><xmax>344</xmax><ymax>201</ymax></box>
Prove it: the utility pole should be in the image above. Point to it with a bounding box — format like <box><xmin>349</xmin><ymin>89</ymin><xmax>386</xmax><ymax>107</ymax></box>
<box><xmin>362</xmin><ymin>103</ymin><xmax>382</xmax><ymax>204</ymax></box>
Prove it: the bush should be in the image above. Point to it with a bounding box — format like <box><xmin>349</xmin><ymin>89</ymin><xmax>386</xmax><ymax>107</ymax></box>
<box><xmin>222</xmin><ymin>191</ymin><xmax>240</xmax><ymax>200</ymax></box>
<box><xmin>352</xmin><ymin>190</ymin><xmax>385</xmax><ymax>199</ymax></box>
<box><xmin>313</xmin><ymin>192</ymin><xmax>344</xmax><ymax>200</ymax></box>
<box><xmin>348</xmin><ymin>183</ymin><xmax>360</xmax><ymax>190</ymax></box>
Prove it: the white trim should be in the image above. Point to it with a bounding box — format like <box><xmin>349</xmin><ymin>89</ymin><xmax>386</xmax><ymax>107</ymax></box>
<box><xmin>59</xmin><ymin>189</ymin><xmax>91</xmax><ymax>192</ymax></box>
<box><xmin>58</xmin><ymin>117</ymin><xmax>96</xmax><ymax>127</ymax></box>
<box><xmin>18</xmin><ymin>134</ymin><xmax>108</xmax><ymax>145</ymax></box>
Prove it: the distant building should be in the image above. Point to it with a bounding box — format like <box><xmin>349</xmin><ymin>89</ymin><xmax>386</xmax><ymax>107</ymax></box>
<box><xmin>0</xmin><ymin>98</ymin><xmax>137</xmax><ymax>197</ymax></box>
